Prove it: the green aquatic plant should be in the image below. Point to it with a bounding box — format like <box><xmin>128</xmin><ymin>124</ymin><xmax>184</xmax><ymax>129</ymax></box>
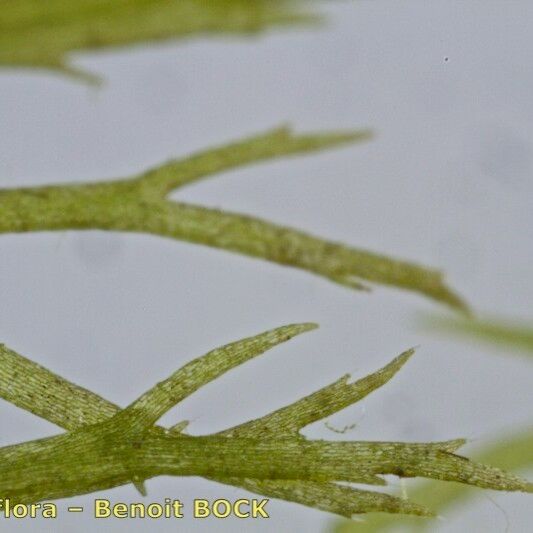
<box><xmin>0</xmin><ymin>126</ymin><xmax>467</xmax><ymax>311</ymax></box>
<box><xmin>0</xmin><ymin>324</ymin><xmax>531</xmax><ymax>517</ymax></box>
<box><xmin>0</xmin><ymin>0</ymin><xmax>325</xmax><ymax>80</ymax></box>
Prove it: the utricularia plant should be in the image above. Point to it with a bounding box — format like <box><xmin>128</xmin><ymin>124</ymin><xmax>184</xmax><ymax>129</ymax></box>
<box><xmin>0</xmin><ymin>126</ymin><xmax>467</xmax><ymax>312</ymax></box>
<box><xmin>0</xmin><ymin>323</ymin><xmax>530</xmax><ymax>518</ymax></box>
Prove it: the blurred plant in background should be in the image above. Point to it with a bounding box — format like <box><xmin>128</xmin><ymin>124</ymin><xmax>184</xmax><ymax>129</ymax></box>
<box><xmin>427</xmin><ymin>316</ymin><xmax>533</xmax><ymax>357</ymax></box>
<box><xmin>0</xmin><ymin>0</ymin><xmax>329</xmax><ymax>80</ymax></box>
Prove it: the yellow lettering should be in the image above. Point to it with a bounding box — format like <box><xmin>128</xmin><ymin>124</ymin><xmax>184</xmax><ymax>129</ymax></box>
<box><xmin>113</xmin><ymin>503</ymin><xmax>128</xmax><ymax>518</ymax></box>
<box><xmin>252</xmin><ymin>499</ymin><xmax>269</xmax><ymax>518</ymax></box>
<box><xmin>13</xmin><ymin>504</ymin><xmax>28</xmax><ymax>519</ymax></box>
<box><xmin>213</xmin><ymin>499</ymin><xmax>231</xmax><ymax>518</ymax></box>
<box><xmin>130</xmin><ymin>503</ymin><xmax>145</xmax><ymax>518</ymax></box>
<box><xmin>172</xmin><ymin>500</ymin><xmax>184</xmax><ymax>518</ymax></box>
<box><xmin>146</xmin><ymin>503</ymin><xmax>163</xmax><ymax>518</ymax></box>
<box><xmin>95</xmin><ymin>499</ymin><xmax>111</xmax><ymax>518</ymax></box>
<box><xmin>234</xmin><ymin>499</ymin><xmax>250</xmax><ymax>518</ymax></box>
<box><xmin>194</xmin><ymin>499</ymin><xmax>210</xmax><ymax>518</ymax></box>
<box><xmin>42</xmin><ymin>503</ymin><xmax>57</xmax><ymax>518</ymax></box>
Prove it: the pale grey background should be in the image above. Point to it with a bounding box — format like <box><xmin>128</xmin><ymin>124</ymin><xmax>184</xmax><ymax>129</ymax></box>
<box><xmin>1</xmin><ymin>1</ymin><xmax>532</xmax><ymax>532</ymax></box>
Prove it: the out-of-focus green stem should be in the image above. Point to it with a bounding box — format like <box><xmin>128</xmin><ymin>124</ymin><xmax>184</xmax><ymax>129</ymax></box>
<box><xmin>425</xmin><ymin>316</ymin><xmax>533</xmax><ymax>355</ymax></box>
<box><xmin>0</xmin><ymin>0</ymin><xmax>323</xmax><ymax>80</ymax></box>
